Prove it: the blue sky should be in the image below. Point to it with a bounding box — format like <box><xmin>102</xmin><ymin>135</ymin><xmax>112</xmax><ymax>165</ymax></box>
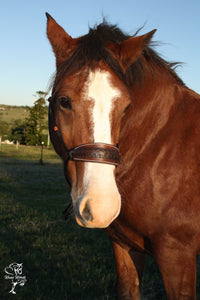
<box><xmin>0</xmin><ymin>0</ymin><xmax>200</xmax><ymax>106</ymax></box>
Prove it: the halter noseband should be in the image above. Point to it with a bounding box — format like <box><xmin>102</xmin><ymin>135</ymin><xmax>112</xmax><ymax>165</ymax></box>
<box><xmin>49</xmin><ymin>98</ymin><xmax>122</xmax><ymax>166</ymax></box>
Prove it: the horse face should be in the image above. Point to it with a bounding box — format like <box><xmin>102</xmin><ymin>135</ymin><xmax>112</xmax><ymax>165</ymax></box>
<box><xmin>46</xmin><ymin>14</ymin><xmax>131</xmax><ymax>228</ymax></box>
<box><xmin>51</xmin><ymin>65</ymin><xmax>130</xmax><ymax>228</ymax></box>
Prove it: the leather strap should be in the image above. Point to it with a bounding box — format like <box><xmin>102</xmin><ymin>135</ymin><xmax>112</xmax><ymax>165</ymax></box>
<box><xmin>68</xmin><ymin>143</ymin><xmax>121</xmax><ymax>165</ymax></box>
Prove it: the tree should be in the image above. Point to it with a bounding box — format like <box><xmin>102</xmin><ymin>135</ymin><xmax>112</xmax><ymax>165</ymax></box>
<box><xmin>25</xmin><ymin>91</ymin><xmax>48</xmax><ymax>145</ymax></box>
<box><xmin>0</xmin><ymin>120</ymin><xmax>10</xmax><ymax>140</ymax></box>
<box><xmin>10</xmin><ymin>120</ymin><xmax>26</xmax><ymax>144</ymax></box>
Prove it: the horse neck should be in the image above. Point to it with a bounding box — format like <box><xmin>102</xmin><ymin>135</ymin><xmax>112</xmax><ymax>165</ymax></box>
<box><xmin>119</xmin><ymin>69</ymin><xmax>183</xmax><ymax>160</ymax></box>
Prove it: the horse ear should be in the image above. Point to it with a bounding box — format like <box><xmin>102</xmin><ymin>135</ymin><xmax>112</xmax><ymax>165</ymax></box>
<box><xmin>46</xmin><ymin>13</ymin><xmax>77</xmax><ymax>68</ymax></box>
<box><xmin>106</xmin><ymin>29</ymin><xmax>157</xmax><ymax>73</ymax></box>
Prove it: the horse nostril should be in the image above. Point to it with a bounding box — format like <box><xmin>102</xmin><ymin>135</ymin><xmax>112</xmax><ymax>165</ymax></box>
<box><xmin>81</xmin><ymin>202</ymin><xmax>93</xmax><ymax>222</ymax></box>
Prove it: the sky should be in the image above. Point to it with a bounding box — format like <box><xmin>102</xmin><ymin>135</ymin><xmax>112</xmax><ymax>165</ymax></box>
<box><xmin>0</xmin><ymin>0</ymin><xmax>200</xmax><ymax>106</ymax></box>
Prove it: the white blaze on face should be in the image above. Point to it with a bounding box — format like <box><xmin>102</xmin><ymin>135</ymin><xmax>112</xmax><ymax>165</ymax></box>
<box><xmin>87</xmin><ymin>70</ymin><xmax>120</xmax><ymax>143</ymax></box>
<box><xmin>75</xmin><ymin>70</ymin><xmax>122</xmax><ymax>228</ymax></box>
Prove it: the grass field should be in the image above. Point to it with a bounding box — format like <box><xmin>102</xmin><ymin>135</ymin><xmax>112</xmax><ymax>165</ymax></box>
<box><xmin>0</xmin><ymin>145</ymin><xmax>199</xmax><ymax>299</ymax></box>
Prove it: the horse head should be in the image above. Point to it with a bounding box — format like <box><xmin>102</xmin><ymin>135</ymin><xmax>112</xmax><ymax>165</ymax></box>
<box><xmin>46</xmin><ymin>13</ymin><xmax>155</xmax><ymax>228</ymax></box>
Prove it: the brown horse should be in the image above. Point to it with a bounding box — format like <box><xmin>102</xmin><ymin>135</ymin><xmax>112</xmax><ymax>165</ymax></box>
<box><xmin>46</xmin><ymin>13</ymin><xmax>200</xmax><ymax>299</ymax></box>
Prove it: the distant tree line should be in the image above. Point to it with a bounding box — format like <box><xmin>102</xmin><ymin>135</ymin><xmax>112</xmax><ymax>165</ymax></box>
<box><xmin>0</xmin><ymin>91</ymin><xmax>49</xmax><ymax>146</ymax></box>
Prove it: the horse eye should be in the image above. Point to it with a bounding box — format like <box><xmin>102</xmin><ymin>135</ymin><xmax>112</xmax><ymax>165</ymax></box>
<box><xmin>123</xmin><ymin>103</ymin><xmax>131</xmax><ymax>115</ymax></box>
<box><xmin>59</xmin><ymin>97</ymin><xmax>72</xmax><ymax>110</ymax></box>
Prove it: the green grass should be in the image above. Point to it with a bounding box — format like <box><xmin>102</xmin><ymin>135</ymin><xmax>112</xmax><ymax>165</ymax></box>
<box><xmin>0</xmin><ymin>145</ymin><xmax>199</xmax><ymax>299</ymax></box>
<box><xmin>0</xmin><ymin>144</ymin><xmax>59</xmax><ymax>161</ymax></box>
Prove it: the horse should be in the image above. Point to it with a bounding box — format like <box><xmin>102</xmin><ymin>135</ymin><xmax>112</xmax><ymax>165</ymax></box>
<box><xmin>46</xmin><ymin>13</ymin><xmax>200</xmax><ymax>299</ymax></box>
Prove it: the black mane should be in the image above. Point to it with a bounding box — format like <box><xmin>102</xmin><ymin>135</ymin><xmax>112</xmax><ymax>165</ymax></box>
<box><xmin>54</xmin><ymin>21</ymin><xmax>184</xmax><ymax>90</ymax></box>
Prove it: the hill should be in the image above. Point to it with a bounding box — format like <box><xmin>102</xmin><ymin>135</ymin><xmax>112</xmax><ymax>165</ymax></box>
<box><xmin>0</xmin><ymin>104</ymin><xmax>30</xmax><ymax>126</ymax></box>
<box><xmin>0</xmin><ymin>104</ymin><xmax>49</xmax><ymax>143</ymax></box>
<box><xmin>0</xmin><ymin>104</ymin><xmax>48</xmax><ymax>128</ymax></box>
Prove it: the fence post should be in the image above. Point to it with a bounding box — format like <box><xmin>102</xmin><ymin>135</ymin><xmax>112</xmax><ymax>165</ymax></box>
<box><xmin>47</xmin><ymin>133</ymin><xmax>50</xmax><ymax>149</ymax></box>
<box><xmin>40</xmin><ymin>141</ymin><xmax>44</xmax><ymax>165</ymax></box>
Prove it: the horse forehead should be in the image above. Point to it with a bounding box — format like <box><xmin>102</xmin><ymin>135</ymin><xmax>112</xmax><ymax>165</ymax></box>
<box><xmin>86</xmin><ymin>69</ymin><xmax>121</xmax><ymax>101</ymax></box>
<box><xmin>82</xmin><ymin>69</ymin><xmax>121</xmax><ymax>144</ymax></box>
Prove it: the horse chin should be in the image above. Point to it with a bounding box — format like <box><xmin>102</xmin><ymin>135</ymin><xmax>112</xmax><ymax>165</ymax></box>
<box><xmin>75</xmin><ymin>217</ymin><xmax>115</xmax><ymax>229</ymax></box>
<box><xmin>75</xmin><ymin>206</ymin><xmax>121</xmax><ymax>229</ymax></box>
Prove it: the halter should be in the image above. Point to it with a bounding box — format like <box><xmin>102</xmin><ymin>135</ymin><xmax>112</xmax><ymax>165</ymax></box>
<box><xmin>48</xmin><ymin>98</ymin><xmax>122</xmax><ymax>166</ymax></box>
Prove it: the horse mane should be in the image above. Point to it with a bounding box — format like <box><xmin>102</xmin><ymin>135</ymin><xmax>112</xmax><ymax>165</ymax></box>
<box><xmin>53</xmin><ymin>21</ymin><xmax>185</xmax><ymax>90</ymax></box>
